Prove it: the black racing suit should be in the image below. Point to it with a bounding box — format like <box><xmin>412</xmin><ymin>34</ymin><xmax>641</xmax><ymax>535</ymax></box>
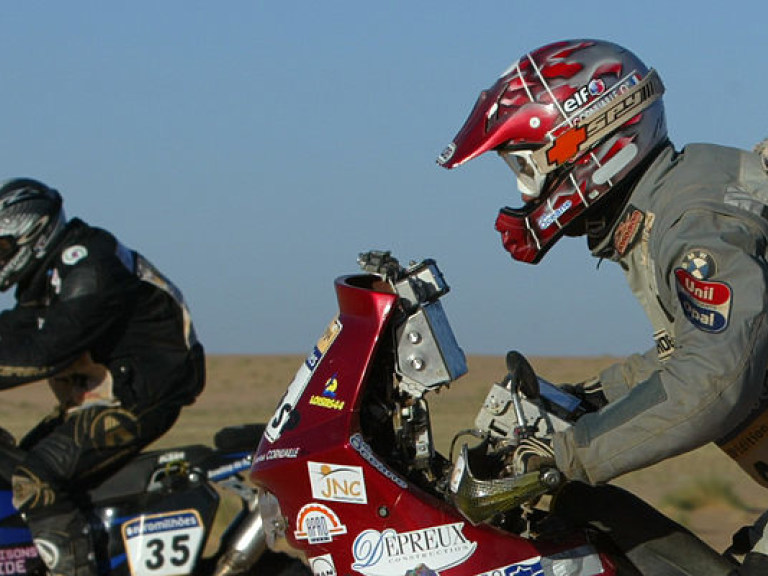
<box><xmin>0</xmin><ymin>218</ymin><xmax>205</xmax><ymax>573</ymax></box>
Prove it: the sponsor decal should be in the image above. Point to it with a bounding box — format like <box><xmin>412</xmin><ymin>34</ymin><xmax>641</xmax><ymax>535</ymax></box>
<box><xmin>254</xmin><ymin>446</ymin><xmax>301</xmax><ymax>463</ymax></box>
<box><xmin>61</xmin><ymin>245</ymin><xmax>88</xmax><ymax>265</ymax></box>
<box><xmin>294</xmin><ymin>503</ymin><xmax>348</xmax><ymax>545</ymax></box>
<box><xmin>680</xmin><ymin>249</ymin><xmax>717</xmax><ymax>280</ymax></box>
<box><xmin>563</xmin><ymin>78</ymin><xmax>606</xmax><ymax>113</ymax></box>
<box><xmin>351</xmin><ymin>522</ymin><xmax>476</xmax><ymax>576</ymax></box>
<box><xmin>265</xmin><ymin>318</ymin><xmax>342</xmax><ymax>442</ymax></box>
<box><xmin>571</xmin><ymin>73</ymin><xmax>641</xmax><ymax>127</ymax></box>
<box><xmin>309</xmin><ymin>395</ymin><xmax>345</xmax><ymax>410</ymax></box>
<box><xmin>535</xmin><ymin>69</ymin><xmax>663</xmax><ymax>170</ymax></box>
<box><xmin>122</xmin><ymin>510</ymin><xmax>204</xmax><ymax>576</ymax></box>
<box><xmin>437</xmin><ymin>143</ymin><xmax>457</xmax><ymax>166</ymax></box>
<box><xmin>717</xmin><ymin>378</ymin><xmax>768</xmax><ymax>488</ymax></box>
<box><xmin>350</xmin><ymin>433</ymin><xmax>408</xmax><ymax>489</ymax></box>
<box><xmin>207</xmin><ymin>455</ymin><xmax>252</xmax><ymax>480</ymax></box>
<box><xmin>308</xmin><ymin>461</ymin><xmax>367</xmax><ymax>504</ymax></box>
<box><xmin>722</xmin><ymin>417</ymin><xmax>768</xmax><ymax>460</ymax></box>
<box><xmin>0</xmin><ymin>545</ymin><xmax>39</xmax><ymax>575</ymax></box>
<box><xmin>309</xmin><ymin>374</ymin><xmax>345</xmax><ymax>410</ymax></box>
<box><xmin>476</xmin><ymin>556</ymin><xmax>543</xmax><ymax>576</ymax></box>
<box><xmin>654</xmin><ymin>329</ymin><xmax>675</xmax><ymax>361</ymax></box>
<box><xmin>536</xmin><ymin>199</ymin><xmax>572</xmax><ymax>230</ymax></box>
<box><xmin>309</xmin><ymin>553</ymin><xmax>338</xmax><ymax>576</ymax></box>
<box><xmin>158</xmin><ymin>451</ymin><xmax>186</xmax><ymax>464</ymax></box>
<box><xmin>674</xmin><ymin>268</ymin><xmax>732</xmax><ymax>333</ymax></box>
<box><xmin>612</xmin><ymin>205</ymin><xmax>645</xmax><ymax>256</ymax></box>
<box><xmin>545</xmin><ymin>127</ymin><xmax>587</xmax><ymax>167</ymax></box>
<box><xmin>477</xmin><ymin>545</ymin><xmax>603</xmax><ymax>576</ymax></box>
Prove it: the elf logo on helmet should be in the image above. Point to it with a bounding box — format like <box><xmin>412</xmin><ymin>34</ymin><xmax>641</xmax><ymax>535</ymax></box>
<box><xmin>563</xmin><ymin>79</ymin><xmax>606</xmax><ymax>113</ymax></box>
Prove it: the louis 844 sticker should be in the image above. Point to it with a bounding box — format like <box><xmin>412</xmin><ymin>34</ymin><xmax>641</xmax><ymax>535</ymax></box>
<box><xmin>265</xmin><ymin>317</ymin><xmax>342</xmax><ymax>442</ymax></box>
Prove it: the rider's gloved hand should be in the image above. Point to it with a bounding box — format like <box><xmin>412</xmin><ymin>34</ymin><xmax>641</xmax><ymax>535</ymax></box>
<box><xmin>559</xmin><ymin>376</ymin><xmax>609</xmax><ymax>412</ymax></box>
<box><xmin>513</xmin><ymin>436</ymin><xmax>556</xmax><ymax>475</ymax></box>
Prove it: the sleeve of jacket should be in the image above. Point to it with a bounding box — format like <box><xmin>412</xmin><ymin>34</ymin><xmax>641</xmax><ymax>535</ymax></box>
<box><xmin>598</xmin><ymin>346</ymin><xmax>661</xmax><ymax>401</ymax></box>
<box><xmin>0</xmin><ymin>239</ymin><xmax>135</xmax><ymax>389</ymax></box>
<box><xmin>554</xmin><ymin>206</ymin><xmax>768</xmax><ymax>483</ymax></box>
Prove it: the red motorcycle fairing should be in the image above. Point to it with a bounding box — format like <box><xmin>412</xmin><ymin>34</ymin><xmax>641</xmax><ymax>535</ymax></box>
<box><xmin>251</xmin><ymin>274</ymin><xmax>615</xmax><ymax>575</ymax></box>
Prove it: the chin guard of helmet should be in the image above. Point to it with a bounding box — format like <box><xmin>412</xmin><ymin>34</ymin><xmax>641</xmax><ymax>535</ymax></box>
<box><xmin>495</xmin><ymin>206</ymin><xmax>554</xmax><ymax>264</ymax></box>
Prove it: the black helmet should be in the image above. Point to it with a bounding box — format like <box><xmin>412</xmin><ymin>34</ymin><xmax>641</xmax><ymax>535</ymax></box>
<box><xmin>0</xmin><ymin>178</ymin><xmax>66</xmax><ymax>291</ymax></box>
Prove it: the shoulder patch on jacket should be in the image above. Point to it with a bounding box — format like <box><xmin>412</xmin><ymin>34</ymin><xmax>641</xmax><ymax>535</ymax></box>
<box><xmin>674</xmin><ymin>267</ymin><xmax>732</xmax><ymax>333</ymax></box>
<box><xmin>612</xmin><ymin>205</ymin><xmax>645</xmax><ymax>256</ymax></box>
<box><xmin>680</xmin><ymin>249</ymin><xmax>717</xmax><ymax>280</ymax></box>
<box><xmin>62</xmin><ymin>245</ymin><xmax>89</xmax><ymax>266</ymax></box>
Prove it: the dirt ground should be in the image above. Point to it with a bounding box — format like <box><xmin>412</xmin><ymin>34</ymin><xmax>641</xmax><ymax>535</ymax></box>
<box><xmin>1</xmin><ymin>354</ymin><xmax>764</xmax><ymax>556</ymax></box>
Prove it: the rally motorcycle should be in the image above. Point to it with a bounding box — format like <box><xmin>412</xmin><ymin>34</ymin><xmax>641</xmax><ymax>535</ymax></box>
<box><xmin>0</xmin><ymin>423</ymin><xmax>309</xmax><ymax>575</ymax></box>
<box><xmin>250</xmin><ymin>250</ymin><xmax>743</xmax><ymax>576</ymax></box>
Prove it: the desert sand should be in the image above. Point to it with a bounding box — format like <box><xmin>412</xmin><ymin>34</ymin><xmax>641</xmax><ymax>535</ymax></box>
<box><xmin>0</xmin><ymin>354</ymin><xmax>763</xmax><ymax>554</ymax></box>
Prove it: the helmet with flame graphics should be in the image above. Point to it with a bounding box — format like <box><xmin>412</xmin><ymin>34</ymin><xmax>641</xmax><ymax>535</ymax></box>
<box><xmin>437</xmin><ymin>39</ymin><xmax>668</xmax><ymax>263</ymax></box>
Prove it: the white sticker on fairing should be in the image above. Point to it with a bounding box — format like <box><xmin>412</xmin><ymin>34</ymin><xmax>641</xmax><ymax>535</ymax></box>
<box><xmin>308</xmin><ymin>461</ymin><xmax>367</xmax><ymax>504</ymax></box>
<box><xmin>61</xmin><ymin>245</ymin><xmax>88</xmax><ymax>265</ymax></box>
<box><xmin>309</xmin><ymin>553</ymin><xmax>338</xmax><ymax>576</ymax></box>
<box><xmin>351</xmin><ymin>522</ymin><xmax>476</xmax><ymax>575</ymax></box>
<box><xmin>477</xmin><ymin>545</ymin><xmax>604</xmax><ymax>576</ymax></box>
<box><xmin>122</xmin><ymin>510</ymin><xmax>204</xmax><ymax>576</ymax></box>
<box><xmin>294</xmin><ymin>503</ymin><xmax>348</xmax><ymax>545</ymax></box>
<box><xmin>265</xmin><ymin>318</ymin><xmax>342</xmax><ymax>443</ymax></box>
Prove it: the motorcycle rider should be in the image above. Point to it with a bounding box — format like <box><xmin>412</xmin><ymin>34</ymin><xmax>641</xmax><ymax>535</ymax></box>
<box><xmin>0</xmin><ymin>178</ymin><xmax>205</xmax><ymax>575</ymax></box>
<box><xmin>438</xmin><ymin>39</ymin><xmax>768</xmax><ymax>573</ymax></box>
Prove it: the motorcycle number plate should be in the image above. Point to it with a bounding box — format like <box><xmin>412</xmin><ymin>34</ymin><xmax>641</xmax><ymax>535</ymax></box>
<box><xmin>265</xmin><ymin>317</ymin><xmax>342</xmax><ymax>443</ymax></box>
<box><xmin>121</xmin><ymin>509</ymin><xmax>204</xmax><ymax>576</ymax></box>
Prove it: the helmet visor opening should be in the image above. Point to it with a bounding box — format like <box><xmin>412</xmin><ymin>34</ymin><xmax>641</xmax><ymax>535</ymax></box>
<box><xmin>498</xmin><ymin>148</ymin><xmax>548</xmax><ymax>201</ymax></box>
<box><xmin>0</xmin><ymin>236</ymin><xmax>17</xmax><ymax>265</ymax></box>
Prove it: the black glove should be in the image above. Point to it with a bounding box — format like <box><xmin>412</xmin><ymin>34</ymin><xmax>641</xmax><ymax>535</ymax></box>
<box><xmin>559</xmin><ymin>377</ymin><xmax>608</xmax><ymax>412</ymax></box>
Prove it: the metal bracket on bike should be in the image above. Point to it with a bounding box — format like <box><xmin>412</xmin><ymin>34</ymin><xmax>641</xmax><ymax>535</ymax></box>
<box><xmin>358</xmin><ymin>250</ymin><xmax>450</xmax><ymax>310</ymax></box>
<box><xmin>359</xmin><ymin>250</ymin><xmax>467</xmax><ymax>396</ymax></box>
<box><xmin>395</xmin><ymin>300</ymin><xmax>467</xmax><ymax>396</ymax></box>
<box><xmin>358</xmin><ymin>250</ymin><xmax>403</xmax><ymax>280</ymax></box>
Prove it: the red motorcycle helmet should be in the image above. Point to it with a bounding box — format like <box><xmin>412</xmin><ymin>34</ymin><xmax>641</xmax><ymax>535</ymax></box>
<box><xmin>437</xmin><ymin>39</ymin><xmax>667</xmax><ymax>263</ymax></box>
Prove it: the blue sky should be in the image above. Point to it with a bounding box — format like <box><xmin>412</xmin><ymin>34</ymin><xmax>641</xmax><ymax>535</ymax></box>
<box><xmin>0</xmin><ymin>2</ymin><xmax>765</xmax><ymax>356</ymax></box>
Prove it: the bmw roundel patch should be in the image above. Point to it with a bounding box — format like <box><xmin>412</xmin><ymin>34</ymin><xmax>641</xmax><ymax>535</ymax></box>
<box><xmin>680</xmin><ymin>249</ymin><xmax>717</xmax><ymax>280</ymax></box>
<box><xmin>675</xmin><ymin>267</ymin><xmax>732</xmax><ymax>333</ymax></box>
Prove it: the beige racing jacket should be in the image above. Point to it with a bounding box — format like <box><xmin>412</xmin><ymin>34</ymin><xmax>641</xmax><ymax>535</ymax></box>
<box><xmin>554</xmin><ymin>143</ymin><xmax>768</xmax><ymax>487</ymax></box>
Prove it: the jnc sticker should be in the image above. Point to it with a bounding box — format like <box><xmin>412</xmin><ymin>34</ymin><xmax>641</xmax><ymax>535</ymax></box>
<box><xmin>308</xmin><ymin>461</ymin><xmax>367</xmax><ymax>504</ymax></box>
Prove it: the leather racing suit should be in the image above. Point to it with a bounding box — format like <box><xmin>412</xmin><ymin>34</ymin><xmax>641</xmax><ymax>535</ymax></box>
<box><xmin>0</xmin><ymin>217</ymin><xmax>205</xmax><ymax>574</ymax></box>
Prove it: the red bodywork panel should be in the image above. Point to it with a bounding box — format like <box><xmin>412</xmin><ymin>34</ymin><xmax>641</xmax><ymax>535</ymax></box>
<box><xmin>251</xmin><ymin>274</ymin><xmax>614</xmax><ymax>575</ymax></box>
